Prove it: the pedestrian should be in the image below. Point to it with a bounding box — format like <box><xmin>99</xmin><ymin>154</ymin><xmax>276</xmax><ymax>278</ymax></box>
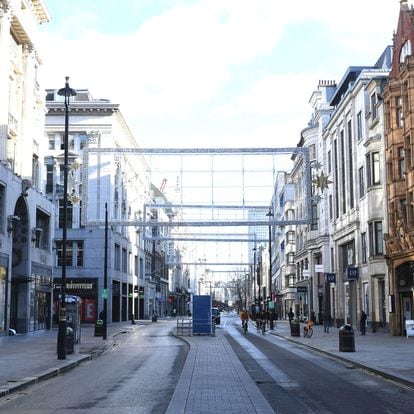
<box><xmin>288</xmin><ymin>308</ymin><xmax>294</xmax><ymax>324</ymax></box>
<box><xmin>310</xmin><ymin>310</ymin><xmax>316</xmax><ymax>324</ymax></box>
<box><xmin>323</xmin><ymin>310</ymin><xmax>331</xmax><ymax>334</ymax></box>
<box><xmin>360</xmin><ymin>310</ymin><xmax>367</xmax><ymax>335</ymax></box>
<box><xmin>240</xmin><ymin>309</ymin><xmax>249</xmax><ymax>329</ymax></box>
<box><xmin>318</xmin><ymin>311</ymin><xmax>323</xmax><ymax>325</ymax></box>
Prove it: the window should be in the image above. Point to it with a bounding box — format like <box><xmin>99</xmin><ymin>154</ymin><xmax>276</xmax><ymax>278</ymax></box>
<box><xmin>79</xmin><ymin>134</ymin><xmax>88</xmax><ymax>150</ymax></box>
<box><xmin>400</xmin><ymin>40</ymin><xmax>411</xmax><ymax>64</ymax></box>
<box><xmin>328</xmin><ymin>150</ymin><xmax>332</xmax><ymax>173</ymax></box>
<box><xmin>114</xmin><ymin>243</ymin><xmax>121</xmax><ymax>271</ymax></box>
<box><xmin>311</xmin><ymin>202</ymin><xmax>318</xmax><ymax>230</ymax></box>
<box><xmin>341</xmin><ymin>240</ymin><xmax>355</xmax><ymax>273</ymax></box>
<box><xmin>340</xmin><ymin>130</ymin><xmax>346</xmax><ymax>214</ymax></box>
<box><xmin>0</xmin><ymin>184</ymin><xmax>5</xmax><ymax>234</ymax></box>
<box><xmin>396</xmin><ymin>96</ymin><xmax>403</xmax><ymax>128</ymax></box>
<box><xmin>309</xmin><ymin>144</ymin><xmax>316</xmax><ymax>161</ymax></box>
<box><xmin>56</xmin><ymin>240</ymin><xmax>84</xmax><ymax>266</ymax></box>
<box><xmin>398</xmin><ymin>147</ymin><xmax>405</xmax><ymax>179</ymax></box>
<box><xmin>348</xmin><ymin>120</ymin><xmax>354</xmax><ymax>209</ymax></box>
<box><xmin>329</xmin><ymin>195</ymin><xmax>333</xmax><ymax>220</ymax></box>
<box><xmin>287</xmin><ymin>253</ymin><xmax>295</xmax><ymax>265</ymax></box>
<box><xmin>357</xmin><ymin>111</ymin><xmax>363</xmax><ymax>140</ymax></box>
<box><xmin>46</xmin><ymin>164</ymin><xmax>54</xmax><ymax>194</ymax></box>
<box><xmin>370</xmin><ymin>93</ymin><xmax>377</xmax><ymax>120</ymax></box>
<box><xmin>35</xmin><ymin>209</ymin><xmax>50</xmax><ymax>249</ymax></box>
<box><xmin>366</xmin><ymin>152</ymin><xmax>380</xmax><ymax>187</ymax></box>
<box><xmin>122</xmin><ymin>248</ymin><xmax>128</xmax><ymax>273</ymax></box>
<box><xmin>287</xmin><ymin>231</ymin><xmax>295</xmax><ymax>245</ymax></box>
<box><xmin>58</xmin><ymin>200</ymin><xmax>73</xmax><ymax>229</ymax></box>
<box><xmin>60</xmin><ymin>134</ymin><xmax>75</xmax><ymax>151</ymax></box>
<box><xmin>359</xmin><ymin>166</ymin><xmax>365</xmax><ymax>198</ymax></box>
<box><xmin>48</xmin><ymin>134</ymin><xmax>56</xmax><ymax>150</ymax></box>
<box><xmin>369</xmin><ymin>221</ymin><xmax>383</xmax><ymax>256</ymax></box>
<box><xmin>32</xmin><ymin>154</ymin><xmax>40</xmax><ymax>190</ymax></box>
<box><xmin>334</xmin><ymin>139</ymin><xmax>339</xmax><ymax>219</ymax></box>
<box><xmin>361</xmin><ymin>233</ymin><xmax>367</xmax><ymax>264</ymax></box>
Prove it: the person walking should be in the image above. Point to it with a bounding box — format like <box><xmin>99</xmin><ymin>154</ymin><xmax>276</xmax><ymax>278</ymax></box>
<box><xmin>360</xmin><ymin>310</ymin><xmax>367</xmax><ymax>335</ymax></box>
<box><xmin>323</xmin><ymin>310</ymin><xmax>331</xmax><ymax>334</ymax></box>
<box><xmin>288</xmin><ymin>308</ymin><xmax>294</xmax><ymax>324</ymax></box>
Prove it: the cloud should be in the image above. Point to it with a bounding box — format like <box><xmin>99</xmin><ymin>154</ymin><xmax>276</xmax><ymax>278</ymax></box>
<box><xmin>38</xmin><ymin>0</ymin><xmax>400</xmax><ymax>148</ymax></box>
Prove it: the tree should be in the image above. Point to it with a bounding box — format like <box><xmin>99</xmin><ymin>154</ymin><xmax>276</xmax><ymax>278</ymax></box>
<box><xmin>226</xmin><ymin>272</ymin><xmax>249</xmax><ymax>310</ymax></box>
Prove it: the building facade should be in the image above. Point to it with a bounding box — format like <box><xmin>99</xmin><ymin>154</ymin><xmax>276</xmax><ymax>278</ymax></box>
<box><xmin>0</xmin><ymin>0</ymin><xmax>55</xmax><ymax>335</ymax></box>
<box><xmin>45</xmin><ymin>89</ymin><xmax>152</xmax><ymax>323</ymax></box>
<box><xmin>291</xmin><ymin>50</ymin><xmax>391</xmax><ymax>330</ymax></box>
<box><xmin>383</xmin><ymin>0</ymin><xmax>414</xmax><ymax>335</ymax></box>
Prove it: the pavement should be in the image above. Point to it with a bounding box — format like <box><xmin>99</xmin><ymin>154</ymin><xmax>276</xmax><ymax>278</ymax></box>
<box><xmin>0</xmin><ymin>317</ymin><xmax>413</xmax><ymax>413</ymax></box>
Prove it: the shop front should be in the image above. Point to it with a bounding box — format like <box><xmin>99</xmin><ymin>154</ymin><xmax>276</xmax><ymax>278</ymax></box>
<box><xmin>53</xmin><ymin>278</ymin><xmax>98</xmax><ymax>323</ymax></box>
<box><xmin>31</xmin><ymin>267</ymin><xmax>53</xmax><ymax>331</ymax></box>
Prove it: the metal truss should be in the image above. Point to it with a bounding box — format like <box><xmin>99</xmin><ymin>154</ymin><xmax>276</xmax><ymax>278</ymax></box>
<box><xmin>81</xmin><ymin>146</ymin><xmax>311</xmax><ymax>243</ymax></box>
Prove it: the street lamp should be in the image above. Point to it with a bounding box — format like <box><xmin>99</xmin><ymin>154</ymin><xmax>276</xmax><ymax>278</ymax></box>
<box><xmin>57</xmin><ymin>77</ymin><xmax>77</xmax><ymax>360</ymax></box>
<box><xmin>252</xmin><ymin>245</ymin><xmax>257</xmax><ymax>305</ymax></box>
<box><xmin>266</xmin><ymin>207</ymin><xmax>274</xmax><ymax>329</ymax></box>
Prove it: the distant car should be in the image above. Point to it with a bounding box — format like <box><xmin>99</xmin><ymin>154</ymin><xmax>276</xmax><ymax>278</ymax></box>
<box><xmin>212</xmin><ymin>307</ymin><xmax>221</xmax><ymax>325</ymax></box>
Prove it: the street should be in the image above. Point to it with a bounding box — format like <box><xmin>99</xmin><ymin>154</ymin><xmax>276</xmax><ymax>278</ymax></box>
<box><xmin>1</xmin><ymin>315</ymin><xmax>414</xmax><ymax>413</ymax></box>
<box><xmin>0</xmin><ymin>321</ymin><xmax>187</xmax><ymax>414</ymax></box>
<box><xmin>224</xmin><ymin>314</ymin><xmax>414</xmax><ymax>413</ymax></box>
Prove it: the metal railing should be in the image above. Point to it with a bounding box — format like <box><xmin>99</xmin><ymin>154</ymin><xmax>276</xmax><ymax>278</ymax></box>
<box><xmin>176</xmin><ymin>318</ymin><xmax>193</xmax><ymax>336</ymax></box>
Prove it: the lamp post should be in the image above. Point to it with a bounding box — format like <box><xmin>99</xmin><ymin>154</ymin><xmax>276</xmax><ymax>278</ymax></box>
<box><xmin>57</xmin><ymin>77</ymin><xmax>77</xmax><ymax>360</ymax></box>
<box><xmin>103</xmin><ymin>202</ymin><xmax>108</xmax><ymax>339</ymax></box>
<box><xmin>253</xmin><ymin>246</ymin><xmax>257</xmax><ymax>305</ymax></box>
<box><xmin>266</xmin><ymin>208</ymin><xmax>274</xmax><ymax>329</ymax></box>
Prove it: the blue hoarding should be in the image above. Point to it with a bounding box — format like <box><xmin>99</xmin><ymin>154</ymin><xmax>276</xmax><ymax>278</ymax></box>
<box><xmin>192</xmin><ymin>295</ymin><xmax>212</xmax><ymax>334</ymax></box>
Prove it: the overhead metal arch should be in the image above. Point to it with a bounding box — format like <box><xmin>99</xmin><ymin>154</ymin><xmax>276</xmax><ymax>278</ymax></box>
<box><xmin>81</xmin><ymin>146</ymin><xmax>311</xmax><ymax>243</ymax></box>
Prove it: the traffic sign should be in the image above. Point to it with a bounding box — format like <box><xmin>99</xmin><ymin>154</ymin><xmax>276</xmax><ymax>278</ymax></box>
<box><xmin>102</xmin><ymin>288</ymin><xmax>108</xmax><ymax>299</ymax></box>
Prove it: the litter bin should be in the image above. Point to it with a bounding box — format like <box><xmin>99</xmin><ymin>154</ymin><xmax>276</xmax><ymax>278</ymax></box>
<box><xmin>339</xmin><ymin>324</ymin><xmax>355</xmax><ymax>352</ymax></box>
<box><xmin>66</xmin><ymin>327</ymin><xmax>74</xmax><ymax>354</ymax></box>
<box><xmin>290</xmin><ymin>319</ymin><xmax>300</xmax><ymax>337</ymax></box>
<box><xmin>152</xmin><ymin>315</ymin><xmax>158</xmax><ymax>322</ymax></box>
<box><xmin>94</xmin><ymin>319</ymin><xmax>104</xmax><ymax>337</ymax></box>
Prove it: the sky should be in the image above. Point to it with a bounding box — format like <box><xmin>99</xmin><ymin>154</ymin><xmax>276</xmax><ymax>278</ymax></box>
<box><xmin>38</xmin><ymin>0</ymin><xmax>401</xmax><ymax>151</ymax></box>
<box><xmin>36</xmin><ymin>0</ymin><xmax>403</xmax><ymax>276</ymax></box>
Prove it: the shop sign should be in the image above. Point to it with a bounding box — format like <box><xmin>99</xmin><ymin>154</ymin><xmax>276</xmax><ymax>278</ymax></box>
<box><xmin>325</xmin><ymin>273</ymin><xmax>336</xmax><ymax>283</ymax></box>
<box><xmin>347</xmin><ymin>267</ymin><xmax>359</xmax><ymax>280</ymax></box>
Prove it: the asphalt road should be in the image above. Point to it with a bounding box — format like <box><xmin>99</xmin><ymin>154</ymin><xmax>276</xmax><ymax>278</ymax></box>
<box><xmin>0</xmin><ymin>322</ymin><xmax>188</xmax><ymax>414</ymax></box>
<box><xmin>225</xmin><ymin>316</ymin><xmax>414</xmax><ymax>414</ymax></box>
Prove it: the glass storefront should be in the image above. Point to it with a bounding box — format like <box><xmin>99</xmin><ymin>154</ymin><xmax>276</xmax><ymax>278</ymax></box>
<box><xmin>30</xmin><ymin>272</ymin><xmax>52</xmax><ymax>331</ymax></box>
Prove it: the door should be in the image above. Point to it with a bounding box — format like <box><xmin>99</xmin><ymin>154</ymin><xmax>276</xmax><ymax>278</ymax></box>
<box><xmin>402</xmin><ymin>295</ymin><xmax>412</xmax><ymax>324</ymax></box>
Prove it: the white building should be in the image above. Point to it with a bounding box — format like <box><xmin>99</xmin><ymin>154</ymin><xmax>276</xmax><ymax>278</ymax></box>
<box><xmin>0</xmin><ymin>0</ymin><xmax>55</xmax><ymax>335</ymax></box>
<box><xmin>45</xmin><ymin>88</ymin><xmax>153</xmax><ymax>322</ymax></box>
<box><xmin>292</xmin><ymin>47</ymin><xmax>391</xmax><ymax>329</ymax></box>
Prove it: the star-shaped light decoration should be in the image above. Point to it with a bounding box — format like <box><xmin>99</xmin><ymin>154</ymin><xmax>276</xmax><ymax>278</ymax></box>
<box><xmin>312</xmin><ymin>194</ymin><xmax>323</xmax><ymax>204</ymax></box>
<box><xmin>312</xmin><ymin>171</ymin><xmax>333</xmax><ymax>193</ymax></box>
<box><xmin>68</xmin><ymin>189</ymin><xmax>81</xmax><ymax>205</ymax></box>
<box><xmin>69</xmin><ymin>159</ymin><xmax>81</xmax><ymax>172</ymax></box>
